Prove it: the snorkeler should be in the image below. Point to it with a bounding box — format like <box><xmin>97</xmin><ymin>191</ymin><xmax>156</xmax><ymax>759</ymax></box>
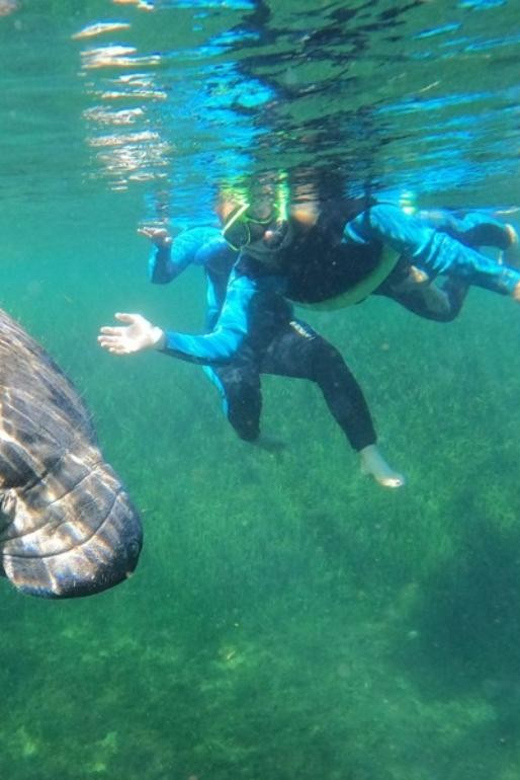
<box><xmin>98</xmin><ymin>181</ymin><xmax>518</xmax><ymax>494</ymax></box>
<box><xmin>132</xmin><ymin>222</ymin><xmax>405</xmax><ymax>488</ymax></box>
<box><xmin>99</xmin><ymin>181</ymin><xmax>520</xmax><ymax>369</ymax></box>
<box><xmin>222</xmin><ymin>184</ymin><xmax>520</xmax><ymax>317</ymax></box>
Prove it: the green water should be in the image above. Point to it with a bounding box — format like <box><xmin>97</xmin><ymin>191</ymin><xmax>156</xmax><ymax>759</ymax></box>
<box><xmin>3</xmin><ymin>1</ymin><xmax>520</xmax><ymax>778</ymax></box>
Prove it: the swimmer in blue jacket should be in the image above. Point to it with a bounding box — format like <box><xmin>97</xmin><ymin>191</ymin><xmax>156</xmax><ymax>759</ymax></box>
<box><xmin>100</xmin><ymin>186</ymin><xmax>520</xmax><ymax>365</ymax></box>
<box><xmin>99</xmin><ymin>188</ymin><xmax>518</xmax><ymax>486</ymax></box>
<box><xmin>130</xmin><ymin>222</ymin><xmax>405</xmax><ymax>488</ymax></box>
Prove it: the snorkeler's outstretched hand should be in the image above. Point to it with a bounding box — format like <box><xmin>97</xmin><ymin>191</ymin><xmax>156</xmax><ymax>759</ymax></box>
<box><xmin>137</xmin><ymin>226</ymin><xmax>172</xmax><ymax>248</ymax></box>
<box><xmin>98</xmin><ymin>313</ymin><xmax>165</xmax><ymax>355</ymax></box>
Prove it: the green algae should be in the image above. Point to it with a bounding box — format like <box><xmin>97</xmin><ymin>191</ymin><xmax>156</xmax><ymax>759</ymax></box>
<box><xmin>1</xmin><ymin>271</ymin><xmax>520</xmax><ymax>779</ymax></box>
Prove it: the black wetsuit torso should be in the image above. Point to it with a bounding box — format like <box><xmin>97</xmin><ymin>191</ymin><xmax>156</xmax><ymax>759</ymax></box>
<box><xmin>237</xmin><ymin>196</ymin><xmax>383</xmax><ymax>304</ymax></box>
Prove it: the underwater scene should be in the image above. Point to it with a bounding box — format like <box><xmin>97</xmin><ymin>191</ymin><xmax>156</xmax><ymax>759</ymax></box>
<box><xmin>2</xmin><ymin>0</ymin><xmax>520</xmax><ymax>778</ymax></box>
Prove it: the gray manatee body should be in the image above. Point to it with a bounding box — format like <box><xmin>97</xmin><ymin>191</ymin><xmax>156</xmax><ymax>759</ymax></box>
<box><xmin>0</xmin><ymin>309</ymin><xmax>142</xmax><ymax>598</ymax></box>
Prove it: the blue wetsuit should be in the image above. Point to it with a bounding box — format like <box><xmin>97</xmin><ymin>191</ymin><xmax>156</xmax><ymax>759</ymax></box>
<box><xmin>150</xmin><ymin>227</ymin><xmax>377</xmax><ymax>450</ymax></box>
<box><xmin>158</xmin><ymin>203</ymin><xmax>518</xmax><ymax>365</ymax></box>
<box><xmin>149</xmin><ymin>227</ymin><xmax>292</xmax><ymax>365</ymax></box>
<box><xmin>344</xmin><ymin>204</ymin><xmax>518</xmax><ymax>294</ymax></box>
<box><xmin>372</xmin><ymin>208</ymin><xmax>516</xmax><ymax>321</ymax></box>
<box><xmin>416</xmin><ymin>208</ymin><xmax>514</xmax><ymax>253</ymax></box>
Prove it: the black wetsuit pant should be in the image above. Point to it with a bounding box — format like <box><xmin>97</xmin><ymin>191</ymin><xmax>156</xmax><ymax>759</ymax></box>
<box><xmin>210</xmin><ymin>319</ymin><xmax>376</xmax><ymax>452</ymax></box>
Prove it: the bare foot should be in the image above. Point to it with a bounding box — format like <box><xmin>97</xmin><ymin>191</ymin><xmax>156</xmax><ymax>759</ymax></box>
<box><xmin>359</xmin><ymin>445</ymin><xmax>405</xmax><ymax>489</ymax></box>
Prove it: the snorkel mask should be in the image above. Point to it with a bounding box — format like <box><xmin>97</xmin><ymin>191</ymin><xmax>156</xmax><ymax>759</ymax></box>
<box><xmin>221</xmin><ymin>177</ymin><xmax>289</xmax><ymax>251</ymax></box>
<box><xmin>222</xmin><ymin>202</ymin><xmax>277</xmax><ymax>251</ymax></box>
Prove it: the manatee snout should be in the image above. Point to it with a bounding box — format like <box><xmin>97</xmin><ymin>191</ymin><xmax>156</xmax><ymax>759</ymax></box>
<box><xmin>0</xmin><ymin>457</ymin><xmax>143</xmax><ymax>599</ymax></box>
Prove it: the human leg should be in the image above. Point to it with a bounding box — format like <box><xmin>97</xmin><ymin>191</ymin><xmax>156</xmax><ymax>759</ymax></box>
<box><xmin>375</xmin><ymin>261</ymin><xmax>469</xmax><ymax>322</ymax></box>
<box><xmin>373</xmin><ymin>207</ymin><xmax>520</xmax><ymax>320</ymax></box>
<box><xmin>417</xmin><ymin>208</ymin><xmax>516</xmax><ymax>252</ymax></box>
<box><xmin>204</xmin><ymin>360</ymin><xmax>262</xmax><ymax>442</ymax></box>
<box><xmin>344</xmin><ymin>203</ymin><xmax>520</xmax><ymax>297</ymax></box>
<box><xmin>261</xmin><ymin>320</ymin><xmax>404</xmax><ymax>487</ymax></box>
<box><xmin>205</xmin><ymin>359</ymin><xmax>286</xmax><ymax>452</ymax></box>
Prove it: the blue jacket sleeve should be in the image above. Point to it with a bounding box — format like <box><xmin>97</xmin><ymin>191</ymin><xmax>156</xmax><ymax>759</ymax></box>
<box><xmin>158</xmin><ymin>270</ymin><xmax>257</xmax><ymax>364</ymax></box>
<box><xmin>148</xmin><ymin>226</ymin><xmax>222</xmax><ymax>284</ymax></box>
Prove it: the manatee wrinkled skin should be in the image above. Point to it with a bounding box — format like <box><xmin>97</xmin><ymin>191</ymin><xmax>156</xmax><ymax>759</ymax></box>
<box><xmin>0</xmin><ymin>309</ymin><xmax>142</xmax><ymax>598</ymax></box>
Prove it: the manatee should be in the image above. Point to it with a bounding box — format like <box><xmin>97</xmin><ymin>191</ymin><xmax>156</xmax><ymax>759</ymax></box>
<box><xmin>0</xmin><ymin>309</ymin><xmax>142</xmax><ymax>598</ymax></box>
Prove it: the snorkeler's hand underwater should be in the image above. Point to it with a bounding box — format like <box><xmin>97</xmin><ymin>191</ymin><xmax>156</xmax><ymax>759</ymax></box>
<box><xmin>137</xmin><ymin>226</ymin><xmax>172</xmax><ymax>248</ymax></box>
<box><xmin>98</xmin><ymin>313</ymin><xmax>165</xmax><ymax>355</ymax></box>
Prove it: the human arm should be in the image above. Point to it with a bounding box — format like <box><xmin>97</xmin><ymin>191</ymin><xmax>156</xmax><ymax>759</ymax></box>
<box><xmin>158</xmin><ymin>271</ymin><xmax>255</xmax><ymax>364</ymax></box>
<box><xmin>97</xmin><ymin>270</ymin><xmax>274</xmax><ymax>365</ymax></box>
<box><xmin>139</xmin><ymin>225</ymin><xmax>222</xmax><ymax>284</ymax></box>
